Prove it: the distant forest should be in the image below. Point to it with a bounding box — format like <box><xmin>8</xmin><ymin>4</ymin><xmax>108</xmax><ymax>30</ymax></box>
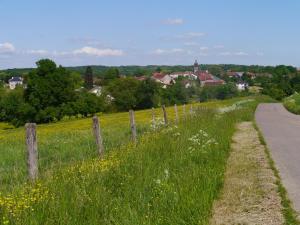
<box><xmin>0</xmin><ymin>64</ymin><xmax>297</xmax><ymax>82</ymax></box>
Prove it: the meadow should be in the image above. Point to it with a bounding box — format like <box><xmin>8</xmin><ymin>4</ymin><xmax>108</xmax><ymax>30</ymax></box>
<box><xmin>0</xmin><ymin>96</ymin><xmax>272</xmax><ymax>224</ymax></box>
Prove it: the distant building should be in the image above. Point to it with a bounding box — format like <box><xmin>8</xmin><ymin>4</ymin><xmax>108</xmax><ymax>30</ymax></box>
<box><xmin>134</xmin><ymin>76</ymin><xmax>147</xmax><ymax>81</ymax></box>
<box><xmin>194</xmin><ymin>62</ymin><xmax>225</xmax><ymax>86</ymax></box>
<box><xmin>89</xmin><ymin>86</ymin><xmax>102</xmax><ymax>96</ymax></box>
<box><xmin>169</xmin><ymin>71</ymin><xmax>197</xmax><ymax>80</ymax></box>
<box><xmin>151</xmin><ymin>73</ymin><xmax>175</xmax><ymax>88</ymax></box>
<box><xmin>194</xmin><ymin>60</ymin><xmax>199</xmax><ymax>74</ymax></box>
<box><xmin>236</xmin><ymin>82</ymin><xmax>248</xmax><ymax>91</ymax></box>
<box><xmin>227</xmin><ymin>71</ymin><xmax>244</xmax><ymax>78</ymax></box>
<box><xmin>8</xmin><ymin>76</ymin><xmax>23</xmax><ymax>89</ymax></box>
<box><xmin>152</xmin><ymin>60</ymin><xmax>225</xmax><ymax>88</ymax></box>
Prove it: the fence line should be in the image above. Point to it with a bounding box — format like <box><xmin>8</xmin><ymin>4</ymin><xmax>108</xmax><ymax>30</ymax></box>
<box><xmin>24</xmin><ymin>103</ymin><xmax>200</xmax><ymax>180</ymax></box>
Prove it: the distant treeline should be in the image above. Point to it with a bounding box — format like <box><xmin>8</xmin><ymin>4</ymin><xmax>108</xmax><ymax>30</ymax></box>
<box><xmin>0</xmin><ymin>63</ymin><xmax>297</xmax><ymax>81</ymax></box>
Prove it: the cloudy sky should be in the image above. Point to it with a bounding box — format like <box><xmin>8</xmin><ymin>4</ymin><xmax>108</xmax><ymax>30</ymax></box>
<box><xmin>0</xmin><ymin>0</ymin><xmax>300</xmax><ymax>69</ymax></box>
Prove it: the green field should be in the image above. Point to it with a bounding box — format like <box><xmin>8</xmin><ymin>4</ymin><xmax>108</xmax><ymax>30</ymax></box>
<box><xmin>0</xmin><ymin>96</ymin><xmax>272</xmax><ymax>224</ymax></box>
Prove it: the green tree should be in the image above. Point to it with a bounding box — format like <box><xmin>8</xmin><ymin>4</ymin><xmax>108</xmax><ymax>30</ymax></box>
<box><xmin>84</xmin><ymin>66</ymin><xmax>93</xmax><ymax>89</ymax></box>
<box><xmin>107</xmin><ymin>78</ymin><xmax>139</xmax><ymax>111</ymax></box>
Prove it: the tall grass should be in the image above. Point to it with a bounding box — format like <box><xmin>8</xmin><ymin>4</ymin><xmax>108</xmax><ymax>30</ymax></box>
<box><xmin>0</xmin><ymin>98</ymin><xmax>252</xmax><ymax>193</ymax></box>
<box><xmin>0</xmin><ymin>96</ymin><xmax>272</xmax><ymax>225</ymax></box>
<box><xmin>283</xmin><ymin>92</ymin><xmax>300</xmax><ymax>114</ymax></box>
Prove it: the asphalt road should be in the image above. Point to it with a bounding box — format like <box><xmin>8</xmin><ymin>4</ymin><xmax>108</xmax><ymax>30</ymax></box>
<box><xmin>256</xmin><ymin>103</ymin><xmax>300</xmax><ymax>214</ymax></box>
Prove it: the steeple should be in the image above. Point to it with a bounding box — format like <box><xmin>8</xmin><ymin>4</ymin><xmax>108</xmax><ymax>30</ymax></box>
<box><xmin>194</xmin><ymin>60</ymin><xmax>199</xmax><ymax>73</ymax></box>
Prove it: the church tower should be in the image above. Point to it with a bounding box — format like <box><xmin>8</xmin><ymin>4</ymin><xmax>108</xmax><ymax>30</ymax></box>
<box><xmin>194</xmin><ymin>60</ymin><xmax>199</xmax><ymax>74</ymax></box>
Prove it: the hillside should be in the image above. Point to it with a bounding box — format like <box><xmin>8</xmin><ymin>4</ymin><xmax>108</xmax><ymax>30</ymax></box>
<box><xmin>0</xmin><ymin>96</ymin><xmax>278</xmax><ymax>224</ymax></box>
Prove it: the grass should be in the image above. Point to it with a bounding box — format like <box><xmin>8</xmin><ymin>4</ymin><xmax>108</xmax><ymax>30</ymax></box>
<box><xmin>254</xmin><ymin>122</ymin><xmax>300</xmax><ymax>225</ymax></box>
<box><xmin>0</xmin><ymin>96</ymin><xmax>274</xmax><ymax>224</ymax></box>
<box><xmin>283</xmin><ymin>92</ymin><xmax>300</xmax><ymax>114</ymax></box>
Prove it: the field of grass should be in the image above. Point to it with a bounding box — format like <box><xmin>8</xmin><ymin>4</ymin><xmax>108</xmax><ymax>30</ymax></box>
<box><xmin>283</xmin><ymin>92</ymin><xmax>300</xmax><ymax>114</ymax></box>
<box><xmin>0</xmin><ymin>96</ymin><xmax>273</xmax><ymax>224</ymax></box>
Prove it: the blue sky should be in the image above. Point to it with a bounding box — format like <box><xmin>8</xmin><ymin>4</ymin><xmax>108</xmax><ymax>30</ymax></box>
<box><xmin>0</xmin><ymin>0</ymin><xmax>299</xmax><ymax>69</ymax></box>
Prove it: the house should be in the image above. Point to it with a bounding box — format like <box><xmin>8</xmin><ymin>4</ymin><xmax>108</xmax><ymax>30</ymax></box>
<box><xmin>134</xmin><ymin>76</ymin><xmax>147</xmax><ymax>81</ymax></box>
<box><xmin>152</xmin><ymin>72</ymin><xmax>175</xmax><ymax>88</ymax></box>
<box><xmin>227</xmin><ymin>71</ymin><xmax>244</xmax><ymax>79</ymax></box>
<box><xmin>89</xmin><ymin>86</ymin><xmax>102</xmax><ymax>96</ymax></box>
<box><xmin>8</xmin><ymin>76</ymin><xmax>23</xmax><ymax>89</ymax></box>
<box><xmin>236</xmin><ymin>82</ymin><xmax>248</xmax><ymax>91</ymax></box>
<box><xmin>197</xmin><ymin>70</ymin><xmax>225</xmax><ymax>87</ymax></box>
<box><xmin>169</xmin><ymin>71</ymin><xmax>197</xmax><ymax>80</ymax></box>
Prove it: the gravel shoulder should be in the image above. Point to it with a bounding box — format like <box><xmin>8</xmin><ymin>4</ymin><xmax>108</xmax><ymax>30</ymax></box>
<box><xmin>210</xmin><ymin>122</ymin><xmax>284</xmax><ymax>225</ymax></box>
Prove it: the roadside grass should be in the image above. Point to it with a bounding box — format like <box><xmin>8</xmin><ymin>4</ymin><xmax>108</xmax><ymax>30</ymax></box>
<box><xmin>254</xmin><ymin>122</ymin><xmax>300</xmax><ymax>225</ymax></box>
<box><xmin>283</xmin><ymin>92</ymin><xmax>300</xmax><ymax>114</ymax></box>
<box><xmin>0</xmin><ymin>95</ymin><xmax>274</xmax><ymax>224</ymax></box>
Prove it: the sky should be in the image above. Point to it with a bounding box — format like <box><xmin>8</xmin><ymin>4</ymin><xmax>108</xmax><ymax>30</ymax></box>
<box><xmin>0</xmin><ymin>0</ymin><xmax>300</xmax><ymax>69</ymax></box>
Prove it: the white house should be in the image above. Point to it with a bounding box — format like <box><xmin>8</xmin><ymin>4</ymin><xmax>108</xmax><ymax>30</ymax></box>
<box><xmin>169</xmin><ymin>71</ymin><xmax>198</xmax><ymax>80</ymax></box>
<box><xmin>89</xmin><ymin>86</ymin><xmax>102</xmax><ymax>96</ymax></box>
<box><xmin>236</xmin><ymin>82</ymin><xmax>248</xmax><ymax>91</ymax></box>
<box><xmin>8</xmin><ymin>77</ymin><xmax>23</xmax><ymax>89</ymax></box>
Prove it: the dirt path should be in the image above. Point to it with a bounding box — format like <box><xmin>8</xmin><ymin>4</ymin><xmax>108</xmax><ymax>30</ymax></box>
<box><xmin>210</xmin><ymin>122</ymin><xmax>283</xmax><ymax>225</ymax></box>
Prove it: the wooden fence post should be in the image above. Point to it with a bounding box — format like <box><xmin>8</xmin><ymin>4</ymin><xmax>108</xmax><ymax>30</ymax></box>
<box><xmin>25</xmin><ymin>123</ymin><xmax>38</xmax><ymax>181</ymax></box>
<box><xmin>92</xmin><ymin>116</ymin><xmax>104</xmax><ymax>158</ymax></box>
<box><xmin>162</xmin><ymin>105</ymin><xmax>168</xmax><ymax>125</ymax></box>
<box><xmin>174</xmin><ymin>104</ymin><xmax>179</xmax><ymax>124</ymax></box>
<box><xmin>129</xmin><ymin>110</ymin><xmax>137</xmax><ymax>143</ymax></box>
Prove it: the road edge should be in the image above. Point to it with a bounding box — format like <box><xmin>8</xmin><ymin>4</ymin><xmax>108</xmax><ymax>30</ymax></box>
<box><xmin>253</xmin><ymin>119</ymin><xmax>300</xmax><ymax>225</ymax></box>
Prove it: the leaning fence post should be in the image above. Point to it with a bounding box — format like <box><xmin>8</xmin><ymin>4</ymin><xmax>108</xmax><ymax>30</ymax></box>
<box><xmin>162</xmin><ymin>105</ymin><xmax>168</xmax><ymax>126</ymax></box>
<box><xmin>25</xmin><ymin>123</ymin><xmax>38</xmax><ymax>181</ymax></box>
<box><xmin>92</xmin><ymin>116</ymin><xmax>104</xmax><ymax>158</ymax></box>
<box><xmin>174</xmin><ymin>104</ymin><xmax>179</xmax><ymax>124</ymax></box>
<box><xmin>129</xmin><ymin>110</ymin><xmax>137</xmax><ymax>143</ymax></box>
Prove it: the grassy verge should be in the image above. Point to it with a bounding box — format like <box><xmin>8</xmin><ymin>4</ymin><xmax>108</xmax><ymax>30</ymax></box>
<box><xmin>254</xmin><ymin>122</ymin><xmax>300</xmax><ymax>225</ymax></box>
<box><xmin>283</xmin><ymin>93</ymin><xmax>300</xmax><ymax>114</ymax></box>
<box><xmin>0</xmin><ymin>96</ymin><xmax>272</xmax><ymax>224</ymax></box>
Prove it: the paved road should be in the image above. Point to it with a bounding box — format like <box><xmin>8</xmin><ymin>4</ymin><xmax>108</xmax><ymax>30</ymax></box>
<box><xmin>256</xmin><ymin>103</ymin><xmax>300</xmax><ymax>214</ymax></box>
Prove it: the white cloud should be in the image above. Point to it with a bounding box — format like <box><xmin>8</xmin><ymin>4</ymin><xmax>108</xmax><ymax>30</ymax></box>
<box><xmin>72</xmin><ymin>46</ymin><xmax>124</xmax><ymax>57</ymax></box>
<box><xmin>218</xmin><ymin>51</ymin><xmax>249</xmax><ymax>56</ymax></box>
<box><xmin>0</xmin><ymin>42</ymin><xmax>15</xmax><ymax>54</ymax></box>
<box><xmin>184</xmin><ymin>42</ymin><xmax>199</xmax><ymax>46</ymax></box>
<box><xmin>200</xmin><ymin>46</ymin><xmax>209</xmax><ymax>51</ymax></box>
<box><xmin>234</xmin><ymin>51</ymin><xmax>249</xmax><ymax>56</ymax></box>
<box><xmin>218</xmin><ymin>52</ymin><xmax>231</xmax><ymax>56</ymax></box>
<box><xmin>213</xmin><ymin>45</ymin><xmax>224</xmax><ymax>49</ymax></box>
<box><xmin>152</xmin><ymin>48</ymin><xmax>185</xmax><ymax>55</ymax></box>
<box><xmin>162</xmin><ymin>18</ymin><xmax>184</xmax><ymax>25</ymax></box>
<box><xmin>180</xmin><ymin>32</ymin><xmax>205</xmax><ymax>39</ymax></box>
<box><xmin>26</xmin><ymin>49</ymin><xmax>49</xmax><ymax>55</ymax></box>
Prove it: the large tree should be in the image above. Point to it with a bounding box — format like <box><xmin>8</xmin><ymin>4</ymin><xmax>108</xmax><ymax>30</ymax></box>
<box><xmin>84</xmin><ymin>66</ymin><xmax>93</xmax><ymax>89</ymax></box>
<box><xmin>25</xmin><ymin>59</ymin><xmax>79</xmax><ymax>122</ymax></box>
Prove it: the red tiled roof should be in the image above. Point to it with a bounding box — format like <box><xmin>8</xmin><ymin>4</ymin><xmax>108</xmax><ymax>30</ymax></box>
<box><xmin>152</xmin><ymin>72</ymin><xmax>165</xmax><ymax>80</ymax></box>
<box><xmin>135</xmin><ymin>76</ymin><xmax>147</xmax><ymax>81</ymax></box>
<box><xmin>198</xmin><ymin>72</ymin><xmax>213</xmax><ymax>81</ymax></box>
<box><xmin>203</xmin><ymin>80</ymin><xmax>225</xmax><ymax>86</ymax></box>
